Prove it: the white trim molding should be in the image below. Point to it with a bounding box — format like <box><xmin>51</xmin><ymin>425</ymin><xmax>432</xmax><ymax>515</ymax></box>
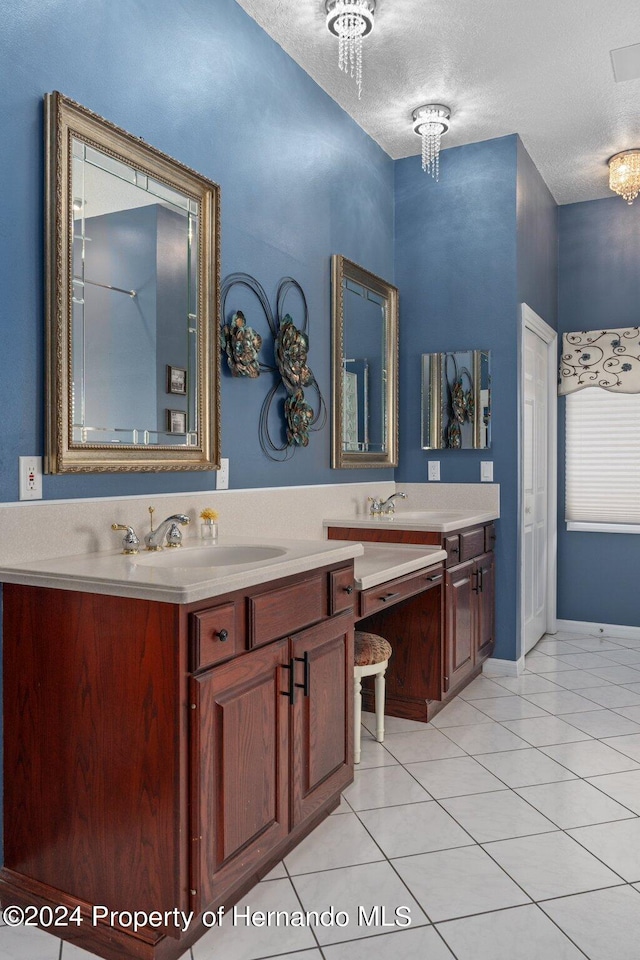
<box><xmin>517</xmin><ymin>304</ymin><xmax>558</xmax><ymax>659</ymax></box>
<box><xmin>484</xmin><ymin>656</ymin><xmax>525</xmax><ymax>678</ymax></box>
<box><xmin>556</xmin><ymin>619</ymin><xmax>640</xmax><ymax>642</ymax></box>
<box><xmin>566</xmin><ymin>522</ymin><xmax>640</xmax><ymax>535</ymax></box>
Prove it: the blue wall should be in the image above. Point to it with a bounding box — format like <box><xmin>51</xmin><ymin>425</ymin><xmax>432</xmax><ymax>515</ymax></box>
<box><xmin>516</xmin><ymin>139</ymin><xmax>558</xmax><ymax>328</ymax></box>
<box><xmin>558</xmin><ymin>197</ymin><xmax>640</xmax><ymax>626</ymax></box>
<box><xmin>394</xmin><ymin>135</ymin><xmax>520</xmax><ymax>659</ymax></box>
<box><xmin>0</xmin><ymin>0</ymin><xmax>395</xmax><ymax>503</ymax></box>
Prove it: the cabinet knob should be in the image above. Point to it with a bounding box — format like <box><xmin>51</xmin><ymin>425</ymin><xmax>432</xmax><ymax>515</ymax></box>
<box><xmin>216</xmin><ymin>629</ymin><xmax>229</xmax><ymax>642</ymax></box>
<box><xmin>344</xmin><ymin>585</ymin><xmax>354</xmax><ymax>595</ymax></box>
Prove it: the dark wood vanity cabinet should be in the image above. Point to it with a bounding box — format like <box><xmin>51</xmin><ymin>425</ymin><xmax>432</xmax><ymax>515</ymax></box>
<box><xmin>191</xmin><ymin>611</ymin><xmax>353</xmax><ymax>917</ymax></box>
<box><xmin>1</xmin><ymin>562</ymin><xmax>354</xmax><ymax>960</ymax></box>
<box><xmin>328</xmin><ymin>520</ymin><xmax>496</xmax><ymax>720</ymax></box>
<box><xmin>444</xmin><ymin>549</ymin><xmax>495</xmax><ymax>693</ymax></box>
<box><xmin>356</xmin><ymin>566</ymin><xmax>444</xmax><ymax>720</ymax></box>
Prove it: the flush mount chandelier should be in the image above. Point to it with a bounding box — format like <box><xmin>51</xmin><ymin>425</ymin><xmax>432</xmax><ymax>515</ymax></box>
<box><xmin>412</xmin><ymin>104</ymin><xmax>451</xmax><ymax>181</ymax></box>
<box><xmin>325</xmin><ymin>0</ymin><xmax>375</xmax><ymax>99</ymax></box>
<box><xmin>608</xmin><ymin>150</ymin><xmax>640</xmax><ymax>205</ymax></box>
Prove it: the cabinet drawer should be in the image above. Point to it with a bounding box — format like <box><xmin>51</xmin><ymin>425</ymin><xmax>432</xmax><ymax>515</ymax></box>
<box><xmin>484</xmin><ymin>522</ymin><xmax>497</xmax><ymax>552</ymax></box>
<box><xmin>330</xmin><ymin>566</ymin><xmax>355</xmax><ymax>615</ymax></box>
<box><xmin>248</xmin><ymin>574</ymin><xmax>325</xmax><ymax>648</ymax></box>
<box><xmin>191</xmin><ymin>602</ymin><xmax>238</xmax><ymax>670</ymax></box>
<box><xmin>459</xmin><ymin>528</ymin><xmax>485</xmax><ymax>562</ymax></box>
<box><xmin>359</xmin><ymin>565</ymin><xmax>443</xmax><ymax>619</ymax></box>
<box><xmin>444</xmin><ymin>535</ymin><xmax>460</xmax><ymax>568</ymax></box>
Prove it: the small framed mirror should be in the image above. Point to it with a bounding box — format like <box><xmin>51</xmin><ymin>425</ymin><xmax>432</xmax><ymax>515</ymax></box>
<box><xmin>45</xmin><ymin>92</ymin><xmax>220</xmax><ymax>473</ymax></box>
<box><xmin>421</xmin><ymin>350</ymin><xmax>491</xmax><ymax>449</ymax></box>
<box><xmin>331</xmin><ymin>255</ymin><xmax>398</xmax><ymax>468</ymax></box>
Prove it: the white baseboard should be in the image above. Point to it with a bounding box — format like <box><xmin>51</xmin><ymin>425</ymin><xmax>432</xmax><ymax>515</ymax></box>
<box><xmin>484</xmin><ymin>655</ymin><xmax>525</xmax><ymax>678</ymax></box>
<box><xmin>556</xmin><ymin>619</ymin><xmax>640</xmax><ymax>642</ymax></box>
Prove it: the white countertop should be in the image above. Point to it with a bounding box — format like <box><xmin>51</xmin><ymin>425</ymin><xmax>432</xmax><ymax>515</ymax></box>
<box><xmin>354</xmin><ymin>543</ymin><xmax>446</xmax><ymax>590</ymax></box>
<box><xmin>0</xmin><ymin>536</ymin><xmax>364</xmax><ymax>604</ymax></box>
<box><xmin>324</xmin><ymin>508</ymin><xmax>499</xmax><ymax>534</ymax></box>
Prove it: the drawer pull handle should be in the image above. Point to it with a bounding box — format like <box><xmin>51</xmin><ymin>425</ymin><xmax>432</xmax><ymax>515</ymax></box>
<box><xmin>380</xmin><ymin>592</ymin><xmax>401</xmax><ymax>603</ymax></box>
<box><xmin>426</xmin><ymin>574</ymin><xmax>442</xmax><ymax>583</ymax></box>
<box><xmin>216</xmin><ymin>629</ymin><xmax>229</xmax><ymax>642</ymax></box>
<box><xmin>344</xmin><ymin>585</ymin><xmax>354</xmax><ymax>595</ymax></box>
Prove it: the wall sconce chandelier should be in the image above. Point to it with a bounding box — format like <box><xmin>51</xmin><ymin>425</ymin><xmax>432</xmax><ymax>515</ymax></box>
<box><xmin>325</xmin><ymin>0</ymin><xmax>375</xmax><ymax>99</ymax></box>
<box><xmin>608</xmin><ymin>150</ymin><xmax>640</xmax><ymax>205</ymax></box>
<box><xmin>412</xmin><ymin>104</ymin><xmax>451</xmax><ymax>181</ymax></box>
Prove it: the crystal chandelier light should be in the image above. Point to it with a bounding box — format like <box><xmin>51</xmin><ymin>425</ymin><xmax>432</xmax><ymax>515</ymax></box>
<box><xmin>412</xmin><ymin>104</ymin><xmax>451</xmax><ymax>181</ymax></box>
<box><xmin>325</xmin><ymin>0</ymin><xmax>375</xmax><ymax>100</ymax></box>
<box><xmin>608</xmin><ymin>150</ymin><xmax>640</xmax><ymax>205</ymax></box>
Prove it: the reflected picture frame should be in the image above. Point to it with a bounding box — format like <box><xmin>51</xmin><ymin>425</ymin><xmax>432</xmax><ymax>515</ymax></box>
<box><xmin>167</xmin><ymin>365</ymin><xmax>187</xmax><ymax>396</ymax></box>
<box><xmin>167</xmin><ymin>409</ymin><xmax>187</xmax><ymax>434</ymax></box>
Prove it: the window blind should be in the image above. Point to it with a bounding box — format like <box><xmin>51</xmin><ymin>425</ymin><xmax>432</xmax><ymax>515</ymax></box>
<box><xmin>565</xmin><ymin>388</ymin><xmax>640</xmax><ymax>525</ymax></box>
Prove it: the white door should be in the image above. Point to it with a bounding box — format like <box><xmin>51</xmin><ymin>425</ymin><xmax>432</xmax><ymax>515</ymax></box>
<box><xmin>523</xmin><ymin>325</ymin><xmax>549</xmax><ymax>652</ymax></box>
<box><xmin>519</xmin><ymin>304</ymin><xmax>557</xmax><ymax>660</ymax></box>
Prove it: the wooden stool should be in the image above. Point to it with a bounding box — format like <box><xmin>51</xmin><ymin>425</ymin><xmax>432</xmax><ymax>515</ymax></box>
<box><xmin>354</xmin><ymin>631</ymin><xmax>392</xmax><ymax>764</ymax></box>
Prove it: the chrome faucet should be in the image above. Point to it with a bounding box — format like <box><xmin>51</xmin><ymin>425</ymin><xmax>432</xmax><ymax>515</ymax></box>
<box><xmin>380</xmin><ymin>492</ymin><xmax>408</xmax><ymax>515</ymax></box>
<box><xmin>144</xmin><ymin>508</ymin><xmax>191</xmax><ymax>550</ymax></box>
<box><xmin>367</xmin><ymin>492</ymin><xmax>408</xmax><ymax>516</ymax></box>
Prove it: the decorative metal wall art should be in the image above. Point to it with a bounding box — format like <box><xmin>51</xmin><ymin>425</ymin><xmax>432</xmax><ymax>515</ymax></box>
<box><xmin>221</xmin><ymin>272</ymin><xmax>326</xmax><ymax>460</ymax></box>
<box><xmin>222</xmin><ymin>311</ymin><xmax>262</xmax><ymax>378</ymax></box>
<box><xmin>446</xmin><ymin>353</ymin><xmax>474</xmax><ymax>448</ymax></box>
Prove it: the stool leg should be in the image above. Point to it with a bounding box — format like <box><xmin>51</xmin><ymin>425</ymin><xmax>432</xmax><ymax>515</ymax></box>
<box><xmin>374</xmin><ymin>667</ymin><xmax>386</xmax><ymax>743</ymax></box>
<box><xmin>354</xmin><ymin>673</ymin><xmax>362</xmax><ymax>764</ymax></box>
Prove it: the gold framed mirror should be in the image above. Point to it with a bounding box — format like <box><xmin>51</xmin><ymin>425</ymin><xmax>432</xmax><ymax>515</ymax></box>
<box><xmin>330</xmin><ymin>255</ymin><xmax>398</xmax><ymax>469</ymax></box>
<box><xmin>44</xmin><ymin>92</ymin><xmax>220</xmax><ymax>473</ymax></box>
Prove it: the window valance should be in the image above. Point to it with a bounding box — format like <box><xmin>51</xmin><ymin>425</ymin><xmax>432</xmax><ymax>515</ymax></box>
<box><xmin>558</xmin><ymin>327</ymin><xmax>640</xmax><ymax>395</ymax></box>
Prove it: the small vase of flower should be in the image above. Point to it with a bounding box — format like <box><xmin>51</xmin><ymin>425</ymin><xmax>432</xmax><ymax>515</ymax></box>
<box><xmin>199</xmin><ymin>508</ymin><xmax>219</xmax><ymax>542</ymax></box>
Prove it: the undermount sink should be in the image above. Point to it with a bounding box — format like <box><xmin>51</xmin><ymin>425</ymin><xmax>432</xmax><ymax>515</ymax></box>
<box><xmin>382</xmin><ymin>510</ymin><xmax>468</xmax><ymax>522</ymax></box>
<box><xmin>134</xmin><ymin>544</ymin><xmax>288</xmax><ymax>568</ymax></box>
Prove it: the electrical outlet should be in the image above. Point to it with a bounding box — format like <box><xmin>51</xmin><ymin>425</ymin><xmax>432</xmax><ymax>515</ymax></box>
<box><xmin>19</xmin><ymin>456</ymin><xmax>43</xmax><ymax>500</ymax></box>
<box><xmin>428</xmin><ymin>460</ymin><xmax>440</xmax><ymax>481</ymax></box>
<box><xmin>480</xmin><ymin>461</ymin><xmax>493</xmax><ymax>482</ymax></box>
<box><xmin>216</xmin><ymin>457</ymin><xmax>229</xmax><ymax>490</ymax></box>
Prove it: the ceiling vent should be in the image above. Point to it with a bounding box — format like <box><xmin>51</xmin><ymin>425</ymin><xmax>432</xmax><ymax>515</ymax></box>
<box><xmin>610</xmin><ymin>42</ymin><xmax>640</xmax><ymax>82</ymax></box>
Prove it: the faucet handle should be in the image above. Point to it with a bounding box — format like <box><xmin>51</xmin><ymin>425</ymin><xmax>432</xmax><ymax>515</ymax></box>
<box><xmin>111</xmin><ymin>523</ymin><xmax>141</xmax><ymax>555</ymax></box>
<box><xmin>367</xmin><ymin>496</ymin><xmax>382</xmax><ymax>517</ymax></box>
<box><xmin>166</xmin><ymin>522</ymin><xmax>183</xmax><ymax>548</ymax></box>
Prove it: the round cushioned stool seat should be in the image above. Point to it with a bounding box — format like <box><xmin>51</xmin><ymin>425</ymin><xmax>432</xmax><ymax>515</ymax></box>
<box><xmin>354</xmin><ymin>631</ymin><xmax>393</xmax><ymax>667</ymax></box>
<box><xmin>353</xmin><ymin>631</ymin><xmax>392</xmax><ymax>764</ymax></box>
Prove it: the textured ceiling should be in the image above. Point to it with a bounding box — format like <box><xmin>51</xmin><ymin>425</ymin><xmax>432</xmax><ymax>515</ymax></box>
<box><xmin>235</xmin><ymin>0</ymin><xmax>640</xmax><ymax>204</ymax></box>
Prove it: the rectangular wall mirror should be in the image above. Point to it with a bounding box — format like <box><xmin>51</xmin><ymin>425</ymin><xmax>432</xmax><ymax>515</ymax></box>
<box><xmin>421</xmin><ymin>350</ymin><xmax>491</xmax><ymax>449</ymax></box>
<box><xmin>45</xmin><ymin>92</ymin><xmax>220</xmax><ymax>473</ymax></box>
<box><xmin>331</xmin><ymin>255</ymin><xmax>398</xmax><ymax>468</ymax></box>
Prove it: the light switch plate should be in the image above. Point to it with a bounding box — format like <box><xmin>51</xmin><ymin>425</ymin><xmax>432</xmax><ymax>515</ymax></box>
<box><xmin>428</xmin><ymin>460</ymin><xmax>440</xmax><ymax>481</ymax></box>
<box><xmin>217</xmin><ymin>457</ymin><xmax>229</xmax><ymax>490</ymax></box>
<box><xmin>480</xmin><ymin>461</ymin><xmax>493</xmax><ymax>482</ymax></box>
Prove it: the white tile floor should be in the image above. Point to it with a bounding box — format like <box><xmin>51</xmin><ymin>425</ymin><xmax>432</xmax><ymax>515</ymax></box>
<box><xmin>4</xmin><ymin>631</ymin><xmax>640</xmax><ymax>959</ymax></box>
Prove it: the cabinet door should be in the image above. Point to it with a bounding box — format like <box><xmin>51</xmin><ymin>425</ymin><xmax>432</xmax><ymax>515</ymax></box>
<box><xmin>190</xmin><ymin>638</ymin><xmax>290</xmax><ymax>914</ymax></box>
<box><xmin>476</xmin><ymin>552</ymin><xmax>495</xmax><ymax>661</ymax></box>
<box><xmin>290</xmin><ymin>613</ymin><xmax>353</xmax><ymax>827</ymax></box>
<box><xmin>445</xmin><ymin>559</ymin><xmax>475</xmax><ymax>693</ymax></box>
